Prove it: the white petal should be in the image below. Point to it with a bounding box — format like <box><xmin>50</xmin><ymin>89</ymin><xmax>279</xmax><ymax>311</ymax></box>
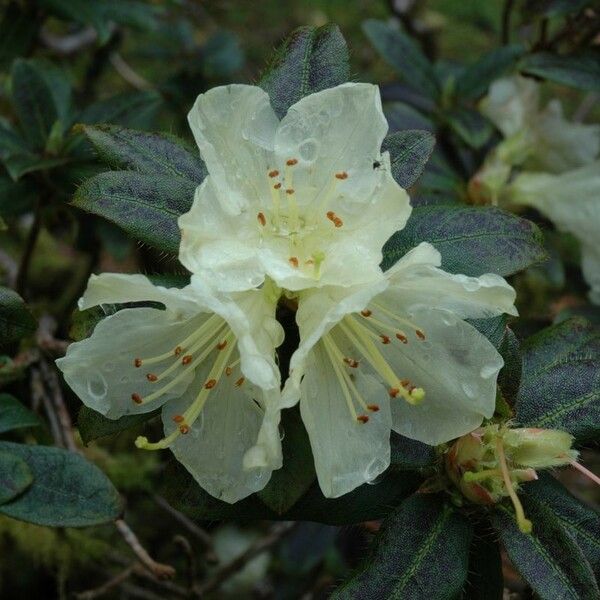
<box><xmin>282</xmin><ymin>278</ymin><xmax>389</xmax><ymax>407</ymax></box>
<box><xmin>178</xmin><ymin>178</ymin><xmax>266</xmax><ymax>291</ymax></box>
<box><xmin>187</xmin><ymin>85</ymin><xmax>278</xmax><ymax>211</ymax></box>
<box><xmin>274</xmin><ymin>83</ymin><xmax>388</xmax><ymax>206</ymax></box>
<box><xmin>385</xmin><ymin>242</ymin><xmax>517</xmax><ymax>318</ymax></box>
<box><xmin>56</xmin><ymin>308</ymin><xmax>202</xmax><ymax>418</ymax></box>
<box><xmin>299</xmin><ymin>340</ymin><xmax>392</xmax><ymax>498</ymax></box>
<box><xmin>372</xmin><ymin>305</ymin><xmax>502</xmax><ymax>445</ymax></box>
<box><xmin>79</xmin><ymin>273</ymin><xmax>200</xmax><ymax>316</ymax></box>
<box><xmin>161</xmin><ymin>366</ymin><xmax>281</xmax><ymax>503</ymax></box>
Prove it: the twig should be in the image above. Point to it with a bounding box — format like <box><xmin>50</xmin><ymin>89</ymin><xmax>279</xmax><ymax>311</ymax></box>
<box><xmin>31</xmin><ymin>365</ymin><xmax>63</xmax><ymax>447</ymax></box>
<box><xmin>501</xmin><ymin>0</ymin><xmax>515</xmax><ymax>45</ymax></box>
<box><xmin>36</xmin><ymin>314</ymin><xmax>70</xmax><ymax>356</ymax></box>
<box><xmin>174</xmin><ymin>535</ymin><xmax>197</xmax><ymax>593</ymax></box>
<box><xmin>120</xmin><ymin>582</ymin><xmax>168</xmax><ymax>600</ymax></box>
<box><xmin>115</xmin><ymin>519</ymin><xmax>176</xmax><ymax>580</ymax></box>
<box><xmin>109</xmin><ymin>52</ymin><xmax>152</xmax><ymax>90</ymax></box>
<box><xmin>75</xmin><ymin>565</ymin><xmax>135</xmax><ymax>600</ymax></box>
<box><xmin>194</xmin><ymin>522</ymin><xmax>296</xmax><ymax>597</ymax></box>
<box><xmin>152</xmin><ymin>494</ymin><xmax>216</xmax><ymax>558</ymax></box>
<box><xmin>15</xmin><ymin>200</ymin><xmax>42</xmax><ymax>297</ymax></box>
<box><xmin>40</xmin><ymin>26</ymin><xmax>104</xmax><ymax>55</ymax></box>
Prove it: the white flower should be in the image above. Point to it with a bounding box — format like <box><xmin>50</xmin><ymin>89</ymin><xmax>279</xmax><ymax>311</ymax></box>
<box><xmin>481</xmin><ymin>76</ymin><xmax>600</xmax><ymax>174</ymax></box>
<box><xmin>281</xmin><ymin>242</ymin><xmax>517</xmax><ymax>497</ymax></box>
<box><xmin>178</xmin><ymin>83</ymin><xmax>411</xmax><ymax>293</ymax></box>
<box><xmin>56</xmin><ymin>273</ymin><xmax>284</xmax><ymax>503</ymax></box>
<box><xmin>507</xmin><ymin>162</ymin><xmax>600</xmax><ymax>304</ymax></box>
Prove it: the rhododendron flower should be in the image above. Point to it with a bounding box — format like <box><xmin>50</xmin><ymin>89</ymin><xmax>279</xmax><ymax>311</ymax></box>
<box><xmin>178</xmin><ymin>82</ymin><xmax>411</xmax><ymax>292</ymax></box>
<box><xmin>56</xmin><ymin>274</ymin><xmax>284</xmax><ymax>503</ymax></box>
<box><xmin>281</xmin><ymin>242</ymin><xmax>517</xmax><ymax>497</ymax></box>
<box><xmin>507</xmin><ymin>162</ymin><xmax>600</xmax><ymax>304</ymax></box>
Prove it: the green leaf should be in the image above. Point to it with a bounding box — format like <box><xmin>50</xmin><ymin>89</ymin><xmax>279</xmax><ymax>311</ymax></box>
<box><xmin>0</xmin><ymin>394</ymin><xmax>41</xmax><ymax>434</ymax></box>
<box><xmin>0</xmin><ymin>2</ymin><xmax>38</xmax><ymax>70</ymax></box>
<box><xmin>492</xmin><ymin>500</ymin><xmax>599</xmax><ymax>600</ymax></box>
<box><xmin>390</xmin><ymin>432</ymin><xmax>436</xmax><ymax>470</ymax></box>
<box><xmin>455</xmin><ymin>45</ymin><xmax>524</xmax><ymax>100</ymax></box>
<box><xmin>0</xmin><ymin>441</ymin><xmax>122</xmax><ymax>526</ymax></box>
<box><xmin>72</xmin><ymin>171</ymin><xmax>196</xmax><ymax>254</ymax></box>
<box><xmin>446</xmin><ymin>107</ymin><xmax>494</xmax><ymax>149</ymax></box>
<box><xmin>3</xmin><ymin>153</ymin><xmax>69</xmax><ymax>182</ymax></box>
<box><xmin>520</xmin><ymin>52</ymin><xmax>600</xmax><ymax>91</ymax></box>
<box><xmin>0</xmin><ymin>451</ymin><xmax>33</xmax><ymax>504</ymax></box>
<box><xmin>382</xmin><ymin>206</ymin><xmax>546</xmax><ymax>276</ymax></box>
<box><xmin>78</xmin><ymin>91</ymin><xmax>163</xmax><ymax>129</ymax></box>
<box><xmin>0</xmin><ymin>176</ymin><xmax>37</xmax><ymax>217</ymax></box>
<box><xmin>524</xmin><ymin>473</ymin><xmax>600</xmax><ymax>578</ymax></box>
<box><xmin>0</xmin><ymin>287</ymin><xmax>36</xmax><ymax>347</ymax></box>
<box><xmin>79</xmin><ymin>125</ymin><xmax>206</xmax><ymax>183</ymax></box>
<box><xmin>462</xmin><ymin>522</ymin><xmax>504</xmax><ymax>600</ymax></box>
<box><xmin>381</xmin><ymin>129</ymin><xmax>435</xmax><ymax>189</ymax></box>
<box><xmin>523</xmin><ymin>0</ymin><xmax>592</xmax><ymax>18</ymax></box>
<box><xmin>384</xmin><ymin>102</ymin><xmax>435</xmax><ymax>132</ymax></box>
<box><xmin>467</xmin><ymin>315</ymin><xmax>509</xmax><ymax>350</ymax></box>
<box><xmin>11</xmin><ymin>58</ymin><xmax>72</xmax><ymax>148</ymax></box>
<box><xmin>332</xmin><ymin>494</ymin><xmax>472</xmax><ymax>599</ymax></box>
<box><xmin>78</xmin><ymin>405</ymin><xmax>160</xmax><ymax>445</ymax></box>
<box><xmin>362</xmin><ymin>19</ymin><xmax>440</xmax><ymax>100</ymax></box>
<box><xmin>257</xmin><ymin>407</ymin><xmax>316</xmax><ymax>514</ymax></box>
<box><xmin>259</xmin><ymin>24</ymin><xmax>350</xmax><ymax>119</ymax></box>
<box><xmin>498</xmin><ymin>327</ymin><xmax>522</xmax><ymax>404</ymax></box>
<box><xmin>514</xmin><ymin>318</ymin><xmax>600</xmax><ymax>442</ymax></box>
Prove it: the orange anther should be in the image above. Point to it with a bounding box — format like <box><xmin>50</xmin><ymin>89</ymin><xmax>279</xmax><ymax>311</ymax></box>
<box><xmin>335</xmin><ymin>171</ymin><xmax>348</xmax><ymax>180</ymax></box>
<box><xmin>400</xmin><ymin>379</ymin><xmax>411</xmax><ymax>388</ymax></box>
<box><xmin>396</xmin><ymin>333</ymin><xmax>408</xmax><ymax>344</ymax></box>
<box><xmin>235</xmin><ymin>376</ymin><xmax>245</xmax><ymax>387</ymax></box>
<box><xmin>146</xmin><ymin>373</ymin><xmax>158</xmax><ymax>382</ymax></box>
<box><xmin>274</xmin><ymin>182</ymin><xmax>282</xmax><ymax>189</ymax></box>
<box><xmin>179</xmin><ymin>424</ymin><xmax>190</xmax><ymax>434</ymax></box>
<box><xmin>416</xmin><ymin>329</ymin><xmax>426</xmax><ymax>340</ymax></box>
<box><xmin>357</xmin><ymin>415</ymin><xmax>370</xmax><ymax>424</ymax></box>
<box><xmin>286</xmin><ymin>188</ymin><xmax>295</xmax><ymax>195</ymax></box>
<box><xmin>389</xmin><ymin>388</ymin><xmax>400</xmax><ymax>398</ymax></box>
<box><xmin>268</xmin><ymin>169</ymin><xmax>279</xmax><ymax>178</ymax></box>
<box><xmin>172</xmin><ymin>415</ymin><xmax>184</xmax><ymax>423</ymax></box>
<box><xmin>217</xmin><ymin>340</ymin><xmax>228</xmax><ymax>350</ymax></box>
<box><xmin>204</xmin><ymin>379</ymin><xmax>217</xmax><ymax>389</ymax></box>
<box><xmin>225</xmin><ymin>366</ymin><xmax>233</xmax><ymax>376</ymax></box>
<box><xmin>286</xmin><ymin>158</ymin><xmax>298</xmax><ymax>166</ymax></box>
<box><xmin>380</xmin><ymin>335</ymin><xmax>391</xmax><ymax>345</ymax></box>
<box><xmin>134</xmin><ymin>358</ymin><xmax>142</xmax><ymax>368</ymax></box>
<box><xmin>361</xmin><ymin>309</ymin><xmax>372</xmax><ymax>317</ymax></box>
<box><xmin>182</xmin><ymin>355</ymin><xmax>193</xmax><ymax>365</ymax></box>
<box><xmin>326</xmin><ymin>210</ymin><xmax>335</xmax><ymax>220</ymax></box>
<box><xmin>289</xmin><ymin>256</ymin><xmax>299</xmax><ymax>268</ymax></box>
<box><xmin>343</xmin><ymin>357</ymin><xmax>359</xmax><ymax>368</ymax></box>
<box><xmin>367</xmin><ymin>404</ymin><xmax>380</xmax><ymax>412</ymax></box>
<box><xmin>174</xmin><ymin>346</ymin><xmax>183</xmax><ymax>356</ymax></box>
<box><xmin>257</xmin><ymin>212</ymin><xmax>266</xmax><ymax>226</ymax></box>
<box><xmin>333</xmin><ymin>217</ymin><xmax>343</xmax><ymax>228</ymax></box>
<box><xmin>131</xmin><ymin>393</ymin><xmax>143</xmax><ymax>404</ymax></box>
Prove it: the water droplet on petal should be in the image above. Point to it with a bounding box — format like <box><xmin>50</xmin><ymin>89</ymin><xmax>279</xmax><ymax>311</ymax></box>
<box><xmin>299</xmin><ymin>138</ymin><xmax>319</xmax><ymax>162</ymax></box>
<box><xmin>480</xmin><ymin>364</ymin><xmax>498</xmax><ymax>379</ymax></box>
<box><xmin>87</xmin><ymin>372</ymin><xmax>107</xmax><ymax>400</ymax></box>
<box><xmin>462</xmin><ymin>382</ymin><xmax>476</xmax><ymax>398</ymax></box>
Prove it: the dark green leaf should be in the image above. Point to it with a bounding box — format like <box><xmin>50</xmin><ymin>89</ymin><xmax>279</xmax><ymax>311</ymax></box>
<box><xmin>514</xmin><ymin>318</ymin><xmax>600</xmax><ymax>442</ymax></box>
<box><xmin>0</xmin><ymin>287</ymin><xmax>36</xmax><ymax>347</ymax></box>
<box><xmin>498</xmin><ymin>327</ymin><xmax>522</xmax><ymax>404</ymax></box>
<box><xmin>520</xmin><ymin>52</ymin><xmax>600</xmax><ymax>91</ymax></box>
<box><xmin>332</xmin><ymin>494</ymin><xmax>472</xmax><ymax>599</ymax></box>
<box><xmin>260</xmin><ymin>24</ymin><xmax>350</xmax><ymax>119</ymax></box>
<box><xmin>362</xmin><ymin>19</ymin><xmax>440</xmax><ymax>100</ymax></box>
<box><xmin>492</xmin><ymin>499</ymin><xmax>599</xmax><ymax>600</ymax></box>
<box><xmin>78</xmin><ymin>405</ymin><xmax>160</xmax><ymax>445</ymax></box>
<box><xmin>0</xmin><ymin>394</ymin><xmax>41</xmax><ymax>434</ymax></box>
<box><xmin>523</xmin><ymin>0</ymin><xmax>591</xmax><ymax>18</ymax></box>
<box><xmin>463</xmin><ymin>522</ymin><xmax>504</xmax><ymax>600</ymax></box>
<box><xmin>390</xmin><ymin>432</ymin><xmax>436</xmax><ymax>470</ymax></box>
<box><xmin>78</xmin><ymin>91</ymin><xmax>162</xmax><ymax>129</ymax></box>
<box><xmin>0</xmin><ymin>121</ymin><xmax>31</xmax><ymax>161</ymax></box>
<box><xmin>72</xmin><ymin>171</ymin><xmax>196</xmax><ymax>254</ymax></box>
<box><xmin>0</xmin><ymin>2</ymin><xmax>38</xmax><ymax>70</ymax></box>
<box><xmin>0</xmin><ymin>441</ymin><xmax>122</xmax><ymax>526</ymax></box>
<box><xmin>0</xmin><ymin>451</ymin><xmax>33</xmax><ymax>504</ymax></box>
<box><xmin>455</xmin><ymin>45</ymin><xmax>524</xmax><ymax>100</ymax></box>
<box><xmin>79</xmin><ymin>125</ymin><xmax>206</xmax><ymax>183</ymax></box>
<box><xmin>382</xmin><ymin>206</ymin><xmax>546</xmax><ymax>276</ymax></box>
<box><xmin>3</xmin><ymin>153</ymin><xmax>69</xmax><ymax>181</ymax></box>
<box><xmin>384</xmin><ymin>102</ymin><xmax>435</xmax><ymax>133</ymax></box>
<box><xmin>467</xmin><ymin>315</ymin><xmax>509</xmax><ymax>350</ymax></box>
<box><xmin>258</xmin><ymin>407</ymin><xmax>316</xmax><ymax>514</ymax></box>
<box><xmin>0</xmin><ymin>176</ymin><xmax>37</xmax><ymax>217</ymax></box>
<box><xmin>381</xmin><ymin>129</ymin><xmax>435</xmax><ymax>189</ymax></box>
<box><xmin>446</xmin><ymin>108</ymin><xmax>494</xmax><ymax>149</ymax></box>
<box><xmin>202</xmin><ymin>30</ymin><xmax>244</xmax><ymax>77</ymax></box>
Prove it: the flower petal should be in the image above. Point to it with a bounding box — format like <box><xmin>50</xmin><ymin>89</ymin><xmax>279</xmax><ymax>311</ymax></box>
<box><xmin>161</xmin><ymin>366</ymin><xmax>281</xmax><ymax>503</ymax></box>
<box><xmin>57</xmin><ymin>308</ymin><xmax>203</xmax><ymax>418</ymax></box>
<box><xmin>188</xmin><ymin>84</ymin><xmax>278</xmax><ymax>211</ymax></box>
<box><xmin>385</xmin><ymin>242</ymin><xmax>517</xmax><ymax>318</ymax></box>
<box><xmin>299</xmin><ymin>340</ymin><xmax>392</xmax><ymax>498</ymax></box>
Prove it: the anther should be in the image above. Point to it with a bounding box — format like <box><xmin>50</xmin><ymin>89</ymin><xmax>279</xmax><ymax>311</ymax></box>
<box><xmin>182</xmin><ymin>355</ymin><xmax>193</xmax><ymax>365</ymax></box>
<box><xmin>146</xmin><ymin>373</ymin><xmax>158</xmax><ymax>382</ymax></box>
<box><xmin>179</xmin><ymin>424</ymin><xmax>190</xmax><ymax>435</ymax></box>
<box><xmin>274</xmin><ymin>182</ymin><xmax>282</xmax><ymax>189</ymax></box>
<box><xmin>343</xmin><ymin>357</ymin><xmax>359</xmax><ymax>368</ymax></box>
<box><xmin>389</xmin><ymin>388</ymin><xmax>399</xmax><ymax>398</ymax></box>
<box><xmin>235</xmin><ymin>376</ymin><xmax>245</xmax><ymax>387</ymax></box>
<box><xmin>335</xmin><ymin>171</ymin><xmax>348</xmax><ymax>180</ymax></box>
<box><xmin>286</xmin><ymin>188</ymin><xmax>295</xmax><ymax>195</ymax></box>
<box><xmin>131</xmin><ymin>393</ymin><xmax>143</xmax><ymax>404</ymax></box>
<box><xmin>172</xmin><ymin>415</ymin><xmax>184</xmax><ymax>423</ymax></box>
<box><xmin>134</xmin><ymin>358</ymin><xmax>143</xmax><ymax>368</ymax></box>
<box><xmin>415</xmin><ymin>329</ymin><xmax>426</xmax><ymax>340</ymax></box>
<box><xmin>333</xmin><ymin>217</ymin><xmax>343</xmax><ymax>228</ymax></box>
<box><xmin>225</xmin><ymin>366</ymin><xmax>233</xmax><ymax>376</ymax></box>
<box><xmin>361</xmin><ymin>309</ymin><xmax>372</xmax><ymax>317</ymax></box>
<box><xmin>268</xmin><ymin>169</ymin><xmax>279</xmax><ymax>178</ymax></box>
<box><xmin>204</xmin><ymin>379</ymin><xmax>217</xmax><ymax>389</ymax></box>
<box><xmin>286</xmin><ymin>158</ymin><xmax>298</xmax><ymax>166</ymax></box>
<box><xmin>289</xmin><ymin>256</ymin><xmax>299</xmax><ymax>268</ymax></box>
<box><xmin>357</xmin><ymin>415</ymin><xmax>370</xmax><ymax>424</ymax></box>
<box><xmin>217</xmin><ymin>340</ymin><xmax>228</xmax><ymax>350</ymax></box>
<box><xmin>367</xmin><ymin>404</ymin><xmax>380</xmax><ymax>412</ymax></box>
<box><xmin>396</xmin><ymin>332</ymin><xmax>408</xmax><ymax>344</ymax></box>
<box><xmin>380</xmin><ymin>334</ymin><xmax>391</xmax><ymax>345</ymax></box>
<box><xmin>257</xmin><ymin>212</ymin><xmax>266</xmax><ymax>226</ymax></box>
<box><xmin>400</xmin><ymin>378</ymin><xmax>411</xmax><ymax>389</ymax></box>
<box><xmin>174</xmin><ymin>346</ymin><xmax>182</xmax><ymax>356</ymax></box>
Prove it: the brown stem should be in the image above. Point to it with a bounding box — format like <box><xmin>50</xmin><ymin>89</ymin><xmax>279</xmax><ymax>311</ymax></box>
<box><xmin>15</xmin><ymin>200</ymin><xmax>42</xmax><ymax>297</ymax></box>
<box><xmin>75</xmin><ymin>566</ymin><xmax>135</xmax><ymax>600</ymax></box>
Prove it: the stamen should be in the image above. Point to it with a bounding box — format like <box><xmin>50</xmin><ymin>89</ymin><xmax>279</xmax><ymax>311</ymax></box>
<box><xmin>286</xmin><ymin>188</ymin><xmax>295</xmax><ymax>195</ymax></box>
<box><xmin>204</xmin><ymin>379</ymin><xmax>217</xmax><ymax>389</ymax></box>
<box><xmin>367</xmin><ymin>404</ymin><xmax>380</xmax><ymax>412</ymax></box>
<box><xmin>360</xmin><ymin>309</ymin><xmax>372</xmax><ymax>317</ymax></box>
<box><xmin>146</xmin><ymin>373</ymin><xmax>158</xmax><ymax>382</ymax></box>
<box><xmin>396</xmin><ymin>332</ymin><xmax>408</xmax><ymax>344</ymax></box>
<box><xmin>326</xmin><ymin>211</ymin><xmax>343</xmax><ymax>228</ymax></box>
<box><xmin>371</xmin><ymin>301</ymin><xmax>427</xmax><ymax>341</ymax></box>
<box><xmin>172</xmin><ymin>415</ymin><xmax>184</xmax><ymax>423</ymax></box>
<box><xmin>496</xmin><ymin>437</ymin><xmax>532</xmax><ymax>534</ymax></box>
<box><xmin>286</xmin><ymin>158</ymin><xmax>298</xmax><ymax>166</ymax></box>
<box><xmin>274</xmin><ymin>182</ymin><xmax>282</xmax><ymax>190</ymax></box>
<box><xmin>416</xmin><ymin>329</ymin><xmax>426</xmax><ymax>340</ymax></box>
<box><xmin>335</xmin><ymin>171</ymin><xmax>348</xmax><ymax>180</ymax></box>
<box><xmin>343</xmin><ymin>357</ymin><xmax>359</xmax><ymax>368</ymax></box>
<box><xmin>217</xmin><ymin>340</ymin><xmax>228</xmax><ymax>350</ymax></box>
<box><xmin>235</xmin><ymin>377</ymin><xmax>245</xmax><ymax>387</ymax></box>
<box><xmin>380</xmin><ymin>334</ymin><xmax>391</xmax><ymax>345</ymax></box>
<box><xmin>564</xmin><ymin>456</ymin><xmax>600</xmax><ymax>485</ymax></box>
<box><xmin>182</xmin><ymin>355</ymin><xmax>193</xmax><ymax>365</ymax></box>
<box><xmin>174</xmin><ymin>346</ymin><xmax>182</xmax><ymax>356</ymax></box>
<box><xmin>389</xmin><ymin>388</ymin><xmax>399</xmax><ymax>398</ymax></box>
<box><xmin>357</xmin><ymin>415</ymin><xmax>369</xmax><ymax>424</ymax></box>
<box><xmin>131</xmin><ymin>393</ymin><xmax>142</xmax><ymax>404</ymax></box>
<box><xmin>268</xmin><ymin>169</ymin><xmax>279</xmax><ymax>178</ymax></box>
<box><xmin>257</xmin><ymin>212</ymin><xmax>266</xmax><ymax>226</ymax></box>
<box><xmin>134</xmin><ymin>358</ymin><xmax>142</xmax><ymax>368</ymax></box>
<box><xmin>225</xmin><ymin>366</ymin><xmax>233</xmax><ymax>376</ymax></box>
<box><xmin>289</xmin><ymin>257</ymin><xmax>299</xmax><ymax>268</ymax></box>
<box><xmin>179</xmin><ymin>424</ymin><xmax>190</xmax><ymax>434</ymax></box>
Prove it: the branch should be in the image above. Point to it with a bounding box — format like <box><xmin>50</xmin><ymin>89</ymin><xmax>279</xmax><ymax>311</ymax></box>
<box><xmin>40</xmin><ymin>26</ymin><xmax>105</xmax><ymax>55</ymax></box>
<box><xmin>15</xmin><ymin>199</ymin><xmax>42</xmax><ymax>297</ymax></box>
<box><xmin>75</xmin><ymin>566</ymin><xmax>135</xmax><ymax>600</ymax></box>
<box><xmin>109</xmin><ymin>52</ymin><xmax>152</xmax><ymax>90</ymax></box>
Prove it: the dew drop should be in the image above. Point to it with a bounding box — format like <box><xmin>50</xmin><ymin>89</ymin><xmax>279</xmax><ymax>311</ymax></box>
<box><xmin>298</xmin><ymin>138</ymin><xmax>319</xmax><ymax>162</ymax></box>
<box><xmin>87</xmin><ymin>372</ymin><xmax>107</xmax><ymax>399</ymax></box>
<box><xmin>462</xmin><ymin>382</ymin><xmax>476</xmax><ymax>398</ymax></box>
<box><xmin>480</xmin><ymin>364</ymin><xmax>498</xmax><ymax>379</ymax></box>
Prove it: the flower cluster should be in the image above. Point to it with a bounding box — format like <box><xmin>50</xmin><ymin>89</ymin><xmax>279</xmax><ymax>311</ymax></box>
<box><xmin>58</xmin><ymin>83</ymin><xmax>518</xmax><ymax>503</ymax></box>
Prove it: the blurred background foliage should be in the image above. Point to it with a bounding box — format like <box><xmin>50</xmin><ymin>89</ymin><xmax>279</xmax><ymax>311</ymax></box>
<box><xmin>0</xmin><ymin>0</ymin><xmax>598</xmax><ymax>598</ymax></box>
